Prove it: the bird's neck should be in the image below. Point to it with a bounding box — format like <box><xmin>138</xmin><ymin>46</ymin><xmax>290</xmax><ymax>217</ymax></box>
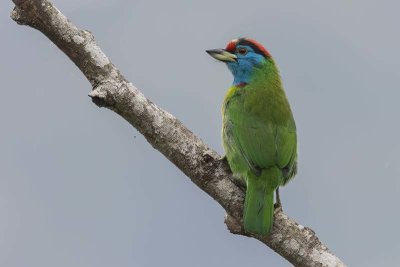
<box><xmin>230</xmin><ymin>59</ymin><xmax>279</xmax><ymax>87</ymax></box>
<box><xmin>228</xmin><ymin>61</ymin><xmax>255</xmax><ymax>86</ymax></box>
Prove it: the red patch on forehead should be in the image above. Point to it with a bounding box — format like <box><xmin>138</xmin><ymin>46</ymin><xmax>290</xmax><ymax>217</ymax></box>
<box><xmin>225</xmin><ymin>39</ymin><xmax>238</xmax><ymax>52</ymax></box>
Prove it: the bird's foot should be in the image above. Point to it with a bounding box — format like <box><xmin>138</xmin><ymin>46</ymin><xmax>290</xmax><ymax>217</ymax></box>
<box><xmin>274</xmin><ymin>202</ymin><xmax>283</xmax><ymax>211</ymax></box>
<box><xmin>219</xmin><ymin>155</ymin><xmax>228</xmax><ymax>163</ymax></box>
<box><xmin>218</xmin><ymin>155</ymin><xmax>232</xmax><ymax>173</ymax></box>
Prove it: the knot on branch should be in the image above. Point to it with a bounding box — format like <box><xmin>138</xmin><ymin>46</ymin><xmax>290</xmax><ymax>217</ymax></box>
<box><xmin>89</xmin><ymin>83</ymin><xmax>117</xmax><ymax>108</ymax></box>
<box><xmin>11</xmin><ymin>6</ymin><xmax>30</xmax><ymax>25</ymax></box>
<box><xmin>11</xmin><ymin>0</ymin><xmax>43</xmax><ymax>27</ymax></box>
<box><xmin>202</xmin><ymin>150</ymin><xmax>215</xmax><ymax>164</ymax></box>
<box><xmin>224</xmin><ymin>214</ymin><xmax>245</xmax><ymax>235</ymax></box>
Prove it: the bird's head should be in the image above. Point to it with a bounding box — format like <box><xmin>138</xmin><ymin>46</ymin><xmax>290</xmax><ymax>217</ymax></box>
<box><xmin>206</xmin><ymin>38</ymin><xmax>271</xmax><ymax>86</ymax></box>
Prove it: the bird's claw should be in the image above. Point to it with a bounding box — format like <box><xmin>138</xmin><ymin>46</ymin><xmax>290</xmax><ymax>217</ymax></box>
<box><xmin>274</xmin><ymin>202</ymin><xmax>283</xmax><ymax>211</ymax></box>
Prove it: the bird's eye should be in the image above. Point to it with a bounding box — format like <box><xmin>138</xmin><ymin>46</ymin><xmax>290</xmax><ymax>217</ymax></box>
<box><xmin>237</xmin><ymin>47</ymin><xmax>248</xmax><ymax>55</ymax></box>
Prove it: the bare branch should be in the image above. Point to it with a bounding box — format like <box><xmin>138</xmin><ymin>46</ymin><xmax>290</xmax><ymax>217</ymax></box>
<box><xmin>10</xmin><ymin>1</ymin><xmax>346</xmax><ymax>266</ymax></box>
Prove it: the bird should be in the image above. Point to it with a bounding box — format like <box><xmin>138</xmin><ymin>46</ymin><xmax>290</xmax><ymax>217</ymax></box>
<box><xmin>206</xmin><ymin>38</ymin><xmax>297</xmax><ymax>236</ymax></box>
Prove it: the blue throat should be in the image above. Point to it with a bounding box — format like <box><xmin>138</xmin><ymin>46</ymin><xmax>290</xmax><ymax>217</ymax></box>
<box><xmin>226</xmin><ymin>52</ymin><xmax>265</xmax><ymax>86</ymax></box>
<box><xmin>229</xmin><ymin>63</ymin><xmax>252</xmax><ymax>85</ymax></box>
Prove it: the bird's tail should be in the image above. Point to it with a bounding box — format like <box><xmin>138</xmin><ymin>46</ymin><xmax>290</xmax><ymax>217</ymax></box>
<box><xmin>243</xmin><ymin>168</ymin><xmax>280</xmax><ymax>236</ymax></box>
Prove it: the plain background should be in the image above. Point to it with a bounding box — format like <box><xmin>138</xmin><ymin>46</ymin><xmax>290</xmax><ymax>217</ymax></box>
<box><xmin>1</xmin><ymin>0</ymin><xmax>400</xmax><ymax>266</ymax></box>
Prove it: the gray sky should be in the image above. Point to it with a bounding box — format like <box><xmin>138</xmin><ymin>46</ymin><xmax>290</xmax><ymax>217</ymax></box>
<box><xmin>1</xmin><ymin>0</ymin><xmax>400</xmax><ymax>266</ymax></box>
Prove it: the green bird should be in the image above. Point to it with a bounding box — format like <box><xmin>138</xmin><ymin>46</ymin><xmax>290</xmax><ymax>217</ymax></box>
<box><xmin>207</xmin><ymin>38</ymin><xmax>297</xmax><ymax>236</ymax></box>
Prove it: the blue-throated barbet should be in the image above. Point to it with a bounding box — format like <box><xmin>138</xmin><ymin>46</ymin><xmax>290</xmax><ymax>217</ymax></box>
<box><xmin>207</xmin><ymin>38</ymin><xmax>297</xmax><ymax>236</ymax></box>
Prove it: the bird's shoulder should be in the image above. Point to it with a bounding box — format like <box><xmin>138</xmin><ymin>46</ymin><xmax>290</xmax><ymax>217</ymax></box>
<box><xmin>222</xmin><ymin>84</ymin><xmax>247</xmax><ymax>114</ymax></box>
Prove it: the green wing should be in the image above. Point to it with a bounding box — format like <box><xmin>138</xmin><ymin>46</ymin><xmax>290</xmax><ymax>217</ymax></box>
<box><xmin>279</xmin><ymin>118</ymin><xmax>297</xmax><ymax>185</ymax></box>
<box><xmin>225</xmin><ymin>93</ymin><xmax>297</xmax><ymax>184</ymax></box>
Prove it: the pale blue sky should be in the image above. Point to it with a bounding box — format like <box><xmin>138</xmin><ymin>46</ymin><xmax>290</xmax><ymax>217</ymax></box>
<box><xmin>1</xmin><ymin>1</ymin><xmax>400</xmax><ymax>266</ymax></box>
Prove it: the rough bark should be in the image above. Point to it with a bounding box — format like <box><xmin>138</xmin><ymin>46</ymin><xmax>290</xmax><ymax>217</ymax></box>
<box><xmin>10</xmin><ymin>1</ymin><xmax>346</xmax><ymax>266</ymax></box>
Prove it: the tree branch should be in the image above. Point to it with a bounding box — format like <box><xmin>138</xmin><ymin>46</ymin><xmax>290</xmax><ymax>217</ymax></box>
<box><xmin>10</xmin><ymin>1</ymin><xmax>346</xmax><ymax>266</ymax></box>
